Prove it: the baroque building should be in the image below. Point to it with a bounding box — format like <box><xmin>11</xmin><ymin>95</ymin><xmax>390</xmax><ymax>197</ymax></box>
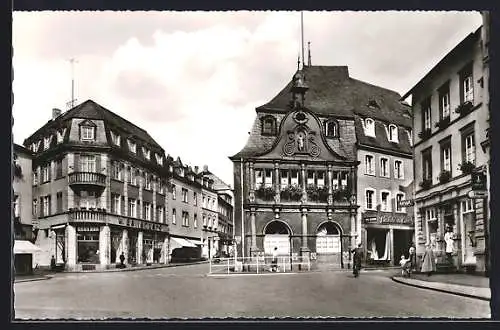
<box><xmin>402</xmin><ymin>21</ymin><xmax>490</xmax><ymax>274</ymax></box>
<box><xmin>24</xmin><ymin>100</ymin><xmax>169</xmax><ymax>271</ymax></box>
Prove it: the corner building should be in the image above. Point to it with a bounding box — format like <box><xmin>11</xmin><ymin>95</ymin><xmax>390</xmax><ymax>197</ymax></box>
<box><xmin>24</xmin><ymin>100</ymin><xmax>169</xmax><ymax>271</ymax></box>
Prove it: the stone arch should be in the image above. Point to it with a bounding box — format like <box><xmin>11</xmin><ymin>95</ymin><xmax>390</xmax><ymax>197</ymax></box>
<box><xmin>316</xmin><ymin>220</ymin><xmax>343</xmax><ymax>235</ymax></box>
<box><xmin>263</xmin><ymin>220</ymin><xmax>293</xmax><ymax>235</ymax></box>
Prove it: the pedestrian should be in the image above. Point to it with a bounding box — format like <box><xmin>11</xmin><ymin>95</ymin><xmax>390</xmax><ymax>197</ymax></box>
<box><xmin>271</xmin><ymin>247</ymin><xmax>279</xmax><ymax>272</ymax></box>
<box><xmin>119</xmin><ymin>252</ymin><xmax>125</xmax><ymax>268</ymax></box>
<box><xmin>50</xmin><ymin>255</ymin><xmax>56</xmax><ymax>271</ymax></box>
<box><xmin>409</xmin><ymin>245</ymin><xmax>416</xmax><ymax>272</ymax></box>
<box><xmin>421</xmin><ymin>243</ymin><xmax>436</xmax><ymax>276</ymax></box>
<box><xmin>351</xmin><ymin>243</ymin><xmax>363</xmax><ymax>278</ymax></box>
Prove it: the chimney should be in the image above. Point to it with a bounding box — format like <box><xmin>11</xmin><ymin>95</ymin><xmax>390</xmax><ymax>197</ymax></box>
<box><xmin>203</xmin><ymin>165</ymin><xmax>209</xmax><ymax>172</ymax></box>
<box><xmin>52</xmin><ymin>108</ymin><xmax>62</xmax><ymax>120</ymax></box>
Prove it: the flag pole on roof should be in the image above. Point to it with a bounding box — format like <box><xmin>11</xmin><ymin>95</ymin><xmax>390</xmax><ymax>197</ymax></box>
<box><xmin>66</xmin><ymin>58</ymin><xmax>78</xmax><ymax>110</ymax></box>
<box><xmin>301</xmin><ymin>11</ymin><xmax>305</xmax><ymax>69</ymax></box>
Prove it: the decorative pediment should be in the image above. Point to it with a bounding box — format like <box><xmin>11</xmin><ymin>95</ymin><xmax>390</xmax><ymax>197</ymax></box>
<box><xmin>78</xmin><ymin>119</ymin><xmax>97</xmax><ymax>127</ymax></box>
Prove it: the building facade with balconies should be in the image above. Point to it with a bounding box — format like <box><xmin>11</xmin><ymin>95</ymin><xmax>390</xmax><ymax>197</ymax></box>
<box><xmin>24</xmin><ymin>100</ymin><xmax>169</xmax><ymax>271</ymax></box>
<box><xmin>402</xmin><ymin>23</ymin><xmax>490</xmax><ymax>274</ymax></box>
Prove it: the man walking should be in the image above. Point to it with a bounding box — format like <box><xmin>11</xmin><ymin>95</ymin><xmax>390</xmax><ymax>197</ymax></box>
<box><xmin>271</xmin><ymin>247</ymin><xmax>279</xmax><ymax>272</ymax></box>
<box><xmin>351</xmin><ymin>243</ymin><xmax>363</xmax><ymax>278</ymax></box>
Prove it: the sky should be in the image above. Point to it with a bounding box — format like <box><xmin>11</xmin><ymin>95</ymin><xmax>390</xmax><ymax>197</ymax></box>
<box><xmin>12</xmin><ymin>11</ymin><xmax>482</xmax><ymax>186</ymax></box>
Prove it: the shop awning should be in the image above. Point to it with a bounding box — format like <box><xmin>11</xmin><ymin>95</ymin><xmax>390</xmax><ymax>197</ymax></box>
<box><xmin>14</xmin><ymin>240</ymin><xmax>41</xmax><ymax>254</ymax></box>
<box><xmin>170</xmin><ymin>237</ymin><xmax>196</xmax><ymax>248</ymax></box>
<box><xmin>187</xmin><ymin>239</ymin><xmax>203</xmax><ymax>246</ymax></box>
<box><xmin>51</xmin><ymin>224</ymin><xmax>66</xmax><ymax>230</ymax></box>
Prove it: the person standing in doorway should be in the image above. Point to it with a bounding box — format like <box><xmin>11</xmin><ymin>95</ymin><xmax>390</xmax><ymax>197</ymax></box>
<box><xmin>119</xmin><ymin>252</ymin><xmax>125</xmax><ymax>268</ymax></box>
<box><xmin>351</xmin><ymin>243</ymin><xmax>363</xmax><ymax>278</ymax></box>
<box><xmin>409</xmin><ymin>245</ymin><xmax>417</xmax><ymax>273</ymax></box>
<box><xmin>421</xmin><ymin>243</ymin><xmax>436</xmax><ymax>276</ymax></box>
<box><xmin>271</xmin><ymin>247</ymin><xmax>279</xmax><ymax>272</ymax></box>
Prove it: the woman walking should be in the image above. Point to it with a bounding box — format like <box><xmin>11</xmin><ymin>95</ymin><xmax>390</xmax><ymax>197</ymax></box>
<box><xmin>421</xmin><ymin>244</ymin><xmax>436</xmax><ymax>276</ymax></box>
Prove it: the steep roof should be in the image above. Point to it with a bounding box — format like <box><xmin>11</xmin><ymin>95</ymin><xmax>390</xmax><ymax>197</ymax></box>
<box><xmin>24</xmin><ymin>100</ymin><xmax>163</xmax><ymax>150</ymax></box>
<box><xmin>257</xmin><ymin>65</ymin><xmax>411</xmax><ymax>127</ymax></box>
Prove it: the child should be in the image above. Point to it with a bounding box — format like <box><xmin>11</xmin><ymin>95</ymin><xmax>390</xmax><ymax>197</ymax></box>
<box><xmin>400</xmin><ymin>255</ymin><xmax>411</xmax><ymax>277</ymax></box>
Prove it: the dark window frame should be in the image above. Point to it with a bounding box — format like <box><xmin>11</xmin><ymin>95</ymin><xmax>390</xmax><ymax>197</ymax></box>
<box><xmin>261</xmin><ymin>115</ymin><xmax>277</xmax><ymax>136</ymax></box>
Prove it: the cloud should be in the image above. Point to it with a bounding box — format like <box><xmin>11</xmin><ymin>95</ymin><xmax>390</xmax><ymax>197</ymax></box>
<box><xmin>12</xmin><ymin>11</ymin><xmax>482</xmax><ymax>185</ymax></box>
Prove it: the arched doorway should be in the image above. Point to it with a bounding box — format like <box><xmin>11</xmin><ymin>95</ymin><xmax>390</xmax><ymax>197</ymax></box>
<box><xmin>263</xmin><ymin>220</ymin><xmax>291</xmax><ymax>255</ymax></box>
<box><xmin>316</xmin><ymin>221</ymin><xmax>341</xmax><ymax>254</ymax></box>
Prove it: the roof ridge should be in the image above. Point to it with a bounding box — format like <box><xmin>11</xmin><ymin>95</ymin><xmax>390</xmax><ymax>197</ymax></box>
<box><xmin>348</xmin><ymin>77</ymin><xmax>402</xmax><ymax>98</ymax></box>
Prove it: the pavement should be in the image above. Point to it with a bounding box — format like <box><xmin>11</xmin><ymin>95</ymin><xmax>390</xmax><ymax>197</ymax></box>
<box><xmin>13</xmin><ymin>264</ymin><xmax>491</xmax><ymax>319</ymax></box>
<box><xmin>391</xmin><ymin>273</ymin><xmax>491</xmax><ymax>301</ymax></box>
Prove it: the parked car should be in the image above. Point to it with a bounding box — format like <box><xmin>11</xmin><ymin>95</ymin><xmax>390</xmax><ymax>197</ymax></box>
<box><xmin>171</xmin><ymin>247</ymin><xmax>202</xmax><ymax>263</ymax></box>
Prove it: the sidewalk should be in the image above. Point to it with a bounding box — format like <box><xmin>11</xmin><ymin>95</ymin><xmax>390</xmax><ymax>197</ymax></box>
<box><xmin>14</xmin><ymin>260</ymin><xmax>208</xmax><ymax>282</ymax></box>
<box><xmin>392</xmin><ymin>273</ymin><xmax>491</xmax><ymax>301</ymax></box>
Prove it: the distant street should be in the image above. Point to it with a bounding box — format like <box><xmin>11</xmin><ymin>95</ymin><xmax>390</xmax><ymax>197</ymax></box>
<box><xmin>14</xmin><ymin>264</ymin><xmax>490</xmax><ymax>319</ymax></box>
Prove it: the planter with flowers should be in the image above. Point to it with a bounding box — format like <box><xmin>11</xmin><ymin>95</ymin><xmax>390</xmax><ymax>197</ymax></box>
<box><xmin>438</xmin><ymin>170</ymin><xmax>451</xmax><ymax>184</ymax></box>
<box><xmin>458</xmin><ymin>162</ymin><xmax>475</xmax><ymax>175</ymax></box>
<box><xmin>455</xmin><ymin>101</ymin><xmax>474</xmax><ymax>116</ymax></box>
<box><xmin>418</xmin><ymin>128</ymin><xmax>432</xmax><ymax>140</ymax></box>
<box><xmin>280</xmin><ymin>185</ymin><xmax>303</xmax><ymax>202</ymax></box>
<box><xmin>255</xmin><ymin>186</ymin><xmax>275</xmax><ymax>201</ymax></box>
<box><xmin>435</xmin><ymin>116</ymin><xmax>450</xmax><ymax>130</ymax></box>
<box><xmin>419</xmin><ymin>179</ymin><xmax>432</xmax><ymax>190</ymax></box>
<box><xmin>306</xmin><ymin>185</ymin><xmax>329</xmax><ymax>203</ymax></box>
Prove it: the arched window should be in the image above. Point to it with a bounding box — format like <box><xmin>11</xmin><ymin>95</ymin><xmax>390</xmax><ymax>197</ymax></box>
<box><xmin>261</xmin><ymin>116</ymin><xmax>277</xmax><ymax>136</ymax></box>
<box><xmin>316</xmin><ymin>222</ymin><xmax>341</xmax><ymax>254</ymax></box>
<box><xmin>324</xmin><ymin>120</ymin><xmax>339</xmax><ymax>137</ymax></box>
<box><xmin>388</xmin><ymin>124</ymin><xmax>398</xmax><ymax>143</ymax></box>
<box><xmin>365</xmin><ymin>118</ymin><xmax>375</xmax><ymax>137</ymax></box>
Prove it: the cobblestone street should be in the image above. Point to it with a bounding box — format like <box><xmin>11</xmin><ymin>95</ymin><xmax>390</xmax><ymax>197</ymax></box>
<box><xmin>13</xmin><ymin>264</ymin><xmax>490</xmax><ymax>319</ymax></box>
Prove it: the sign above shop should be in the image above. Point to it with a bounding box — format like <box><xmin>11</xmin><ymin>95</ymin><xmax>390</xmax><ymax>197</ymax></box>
<box><xmin>363</xmin><ymin>214</ymin><xmax>413</xmax><ymax>225</ymax></box>
<box><xmin>398</xmin><ymin>199</ymin><xmax>414</xmax><ymax>208</ymax></box>
<box><xmin>471</xmin><ymin>171</ymin><xmax>487</xmax><ymax>191</ymax></box>
<box><xmin>467</xmin><ymin>190</ymin><xmax>488</xmax><ymax>199</ymax></box>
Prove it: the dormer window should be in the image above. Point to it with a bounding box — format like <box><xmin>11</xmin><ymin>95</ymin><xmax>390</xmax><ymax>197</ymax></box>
<box><xmin>110</xmin><ymin>131</ymin><xmax>121</xmax><ymax>146</ymax></box>
<box><xmin>179</xmin><ymin>168</ymin><xmax>185</xmax><ymax>177</ymax></box>
<box><xmin>406</xmin><ymin>129</ymin><xmax>413</xmax><ymax>147</ymax></box>
<box><xmin>43</xmin><ymin>136</ymin><xmax>53</xmax><ymax>150</ymax></box>
<box><xmin>368</xmin><ymin>100</ymin><xmax>380</xmax><ymax>109</ymax></box>
<box><xmin>142</xmin><ymin>147</ymin><xmax>150</xmax><ymax>160</ymax></box>
<box><xmin>127</xmin><ymin>140</ymin><xmax>136</xmax><ymax>153</ymax></box>
<box><xmin>388</xmin><ymin>124</ymin><xmax>398</xmax><ymax>143</ymax></box>
<box><xmin>324</xmin><ymin>120</ymin><xmax>339</xmax><ymax>137</ymax></box>
<box><xmin>169</xmin><ymin>165</ymin><xmax>173</xmax><ymax>173</ymax></box>
<box><xmin>80</xmin><ymin>122</ymin><xmax>96</xmax><ymax>141</ymax></box>
<box><xmin>155</xmin><ymin>154</ymin><xmax>163</xmax><ymax>165</ymax></box>
<box><xmin>56</xmin><ymin>128</ymin><xmax>66</xmax><ymax>143</ymax></box>
<box><xmin>365</xmin><ymin>118</ymin><xmax>375</xmax><ymax>137</ymax></box>
<box><xmin>261</xmin><ymin>115</ymin><xmax>277</xmax><ymax>136</ymax></box>
<box><xmin>32</xmin><ymin>141</ymin><xmax>41</xmax><ymax>153</ymax></box>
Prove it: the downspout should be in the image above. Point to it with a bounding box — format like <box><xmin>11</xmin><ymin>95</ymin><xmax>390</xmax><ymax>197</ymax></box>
<box><xmin>240</xmin><ymin>158</ymin><xmax>245</xmax><ymax>259</ymax></box>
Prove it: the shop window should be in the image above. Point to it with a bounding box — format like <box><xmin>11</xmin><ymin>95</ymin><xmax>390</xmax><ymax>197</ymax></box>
<box><xmin>77</xmin><ymin>230</ymin><xmax>100</xmax><ymax>263</ymax></box>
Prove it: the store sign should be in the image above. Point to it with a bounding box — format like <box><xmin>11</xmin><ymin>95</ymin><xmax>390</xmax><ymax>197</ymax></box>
<box><xmin>467</xmin><ymin>190</ymin><xmax>488</xmax><ymax>199</ymax></box>
<box><xmin>364</xmin><ymin>217</ymin><xmax>378</xmax><ymax>224</ymax></box>
<box><xmin>380</xmin><ymin>214</ymin><xmax>413</xmax><ymax>225</ymax></box>
<box><xmin>398</xmin><ymin>199</ymin><xmax>414</xmax><ymax>208</ymax></box>
<box><xmin>77</xmin><ymin>226</ymin><xmax>100</xmax><ymax>232</ymax></box>
<box><xmin>472</xmin><ymin>172</ymin><xmax>487</xmax><ymax>191</ymax></box>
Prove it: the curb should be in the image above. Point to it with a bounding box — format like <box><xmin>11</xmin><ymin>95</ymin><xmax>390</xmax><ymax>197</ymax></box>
<box><xmin>391</xmin><ymin>276</ymin><xmax>490</xmax><ymax>301</ymax></box>
<box><xmin>14</xmin><ymin>275</ymin><xmax>54</xmax><ymax>283</ymax></box>
<box><xmin>58</xmin><ymin>261</ymin><xmax>209</xmax><ymax>274</ymax></box>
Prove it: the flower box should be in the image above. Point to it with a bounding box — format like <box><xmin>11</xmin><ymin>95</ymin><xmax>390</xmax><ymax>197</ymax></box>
<box><xmin>333</xmin><ymin>188</ymin><xmax>351</xmax><ymax>201</ymax></box>
<box><xmin>306</xmin><ymin>185</ymin><xmax>329</xmax><ymax>202</ymax></box>
<box><xmin>419</xmin><ymin>179</ymin><xmax>432</xmax><ymax>190</ymax></box>
<box><xmin>418</xmin><ymin>128</ymin><xmax>432</xmax><ymax>140</ymax></box>
<box><xmin>438</xmin><ymin>170</ymin><xmax>451</xmax><ymax>184</ymax></box>
<box><xmin>455</xmin><ymin>101</ymin><xmax>474</xmax><ymax>116</ymax></box>
<box><xmin>435</xmin><ymin>116</ymin><xmax>450</xmax><ymax>130</ymax></box>
<box><xmin>459</xmin><ymin>162</ymin><xmax>475</xmax><ymax>175</ymax></box>
<box><xmin>255</xmin><ymin>186</ymin><xmax>275</xmax><ymax>201</ymax></box>
<box><xmin>280</xmin><ymin>185</ymin><xmax>303</xmax><ymax>201</ymax></box>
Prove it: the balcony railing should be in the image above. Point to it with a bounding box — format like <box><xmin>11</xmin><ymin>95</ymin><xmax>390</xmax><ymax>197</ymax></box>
<box><xmin>68</xmin><ymin>172</ymin><xmax>106</xmax><ymax>187</ymax></box>
<box><xmin>69</xmin><ymin>208</ymin><xmax>107</xmax><ymax>222</ymax></box>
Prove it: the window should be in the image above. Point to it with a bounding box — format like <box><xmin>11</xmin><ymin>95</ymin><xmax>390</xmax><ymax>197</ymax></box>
<box><xmin>43</xmin><ymin>136</ymin><xmax>52</xmax><ymax>150</ymax></box>
<box><xmin>462</xmin><ymin>199</ymin><xmax>474</xmax><ymax>213</ymax></box>
<box><xmin>261</xmin><ymin>116</ymin><xmax>276</xmax><ymax>135</ymax></box>
<box><xmin>41</xmin><ymin>163</ymin><xmax>51</xmax><ymax>182</ymax></box>
<box><xmin>158</xmin><ymin>180</ymin><xmax>165</xmax><ymax>194</ymax></box>
<box><xmin>203</xmin><ymin>214</ymin><xmax>207</xmax><ymax>226</ymax></box>
<box><xmin>202</xmin><ymin>196</ymin><xmax>206</xmax><ymax>208</ymax></box>
<box><xmin>56</xmin><ymin>128</ymin><xmax>66</xmax><ymax>143</ymax></box>
<box><xmin>182</xmin><ymin>188</ymin><xmax>188</xmax><ymax>203</ymax></box>
<box><xmin>193</xmin><ymin>192</ymin><xmax>198</xmax><ymax>206</ymax></box>
<box><xmin>77</xmin><ymin>228</ymin><xmax>100</xmax><ymax>263</ymax></box>
<box><xmin>172</xmin><ymin>185</ymin><xmax>176</xmax><ymax>199</ymax></box>
<box><xmin>463</xmin><ymin>132</ymin><xmax>476</xmax><ymax>164</ymax></box>
<box><xmin>81</xmin><ymin>155</ymin><xmax>96</xmax><ymax>172</ymax></box>
<box><xmin>79</xmin><ymin>191</ymin><xmax>97</xmax><ymax>209</ymax></box>
<box><xmin>55</xmin><ymin>159</ymin><xmax>63</xmax><ymax>178</ymax></box>
<box><xmin>129</xmin><ymin>167</ymin><xmax>137</xmax><ymax>185</ymax></box>
<box><xmin>182</xmin><ymin>211</ymin><xmax>189</xmax><ymax>227</ymax></box>
<box><xmin>144</xmin><ymin>202</ymin><xmax>151</xmax><ymax>221</ymax></box>
<box><xmin>317</xmin><ymin>171</ymin><xmax>325</xmax><ymax>188</ymax></box>
<box><xmin>32</xmin><ymin>199</ymin><xmax>38</xmax><ymax>217</ymax></box>
<box><xmin>142</xmin><ymin>147</ymin><xmax>151</xmax><ymax>160</ymax></box>
<box><xmin>112</xmin><ymin>194</ymin><xmax>121</xmax><ymax>215</ymax></box>
<box><xmin>194</xmin><ymin>214</ymin><xmax>198</xmax><ymax>228</ymax></box>
<box><xmin>81</xmin><ymin>126</ymin><xmax>95</xmax><ymax>141</ymax></box>
<box><xmin>365</xmin><ymin>155</ymin><xmax>375</xmax><ymax>175</ymax></box>
<box><xmin>380</xmin><ymin>157</ymin><xmax>389</xmax><ymax>178</ymax></box>
<box><xmin>407</xmin><ymin>130</ymin><xmax>413</xmax><ymax>147</ymax></box>
<box><xmin>280</xmin><ymin>170</ymin><xmax>289</xmax><ymax>188</ymax></box>
<box><xmin>13</xmin><ymin>195</ymin><xmax>19</xmax><ymax>218</ymax></box>
<box><xmin>157</xmin><ymin>206</ymin><xmax>165</xmax><ymax>223</ymax></box>
<box><xmin>128</xmin><ymin>198</ymin><xmax>137</xmax><ymax>218</ymax></box>
<box><xmin>441</xmin><ymin>140</ymin><xmax>452</xmax><ymax>172</ymax></box>
<box><xmin>112</xmin><ymin>161</ymin><xmax>123</xmax><ymax>180</ymax></box>
<box><xmin>110</xmin><ymin>131</ymin><xmax>121</xmax><ymax>146</ymax></box>
<box><xmin>365</xmin><ymin>118</ymin><xmax>375</xmax><ymax>137</ymax></box>
<box><xmin>387</xmin><ymin>125</ymin><xmax>398</xmax><ymax>143</ymax></box>
<box><xmin>172</xmin><ymin>209</ymin><xmax>177</xmax><ymax>224</ymax></box>
<box><xmin>255</xmin><ymin>169</ymin><xmax>263</xmax><ymax>189</ymax></box>
<box><xmin>422</xmin><ymin>98</ymin><xmax>432</xmax><ymax>131</ymax></box>
<box><xmin>307</xmin><ymin>171</ymin><xmax>315</xmax><ymax>185</ymax></box>
<box><xmin>290</xmin><ymin>170</ymin><xmax>299</xmax><ymax>186</ymax></box>
<box><xmin>56</xmin><ymin>192</ymin><xmax>63</xmax><ymax>213</ymax></box>
<box><xmin>394</xmin><ymin>160</ymin><xmax>404</xmax><ymax>179</ymax></box>
<box><xmin>127</xmin><ymin>140</ymin><xmax>136</xmax><ymax>153</ymax></box>
<box><xmin>381</xmin><ymin>191</ymin><xmax>391</xmax><ymax>211</ymax></box>
<box><xmin>264</xmin><ymin>169</ymin><xmax>273</xmax><ymax>188</ymax></box>
<box><xmin>33</xmin><ymin>171</ymin><xmax>38</xmax><ymax>186</ymax></box>
<box><xmin>426</xmin><ymin>208</ymin><xmax>437</xmax><ymax>221</ymax></box>
<box><xmin>396</xmin><ymin>193</ymin><xmax>405</xmax><ymax>213</ymax></box>
<box><xmin>41</xmin><ymin>195</ymin><xmax>51</xmax><ymax>217</ymax></box>
<box><xmin>325</xmin><ymin>120</ymin><xmax>338</xmax><ymax>137</ymax></box>
<box><xmin>144</xmin><ymin>174</ymin><xmax>152</xmax><ymax>190</ymax></box>
<box><xmin>460</xmin><ymin>65</ymin><xmax>474</xmax><ymax>103</ymax></box>
<box><xmin>439</xmin><ymin>84</ymin><xmax>451</xmax><ymax>119</ymax></box>
<box><xmin>422</xmin><ymin>148</ymin><xmax>433</xmax><ymax>181</ymax></box>
<box><xmin>365</xmin><ymin>189</ymin><xmax>375</xmax><ymax>210</ymax></box>
<box><xmin>155</xmin><ymin>154</ymin><xmax>163</xmax><ymax>165</ymax></box>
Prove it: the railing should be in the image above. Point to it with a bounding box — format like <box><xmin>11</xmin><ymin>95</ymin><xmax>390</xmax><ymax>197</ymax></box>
<box><xmin>68</xmin><ymin>172</ymin><xmax>106</xmax><ymax>186</ymax></box>
<box><xmin>209</xmin><ymin>256</ymin><xmax>311</xmax><ymax>274</ymax></box>
<box><xmin>69</xmin><ymin>208</ymin><xmax>107</xmax><ymax>222</ymax></box>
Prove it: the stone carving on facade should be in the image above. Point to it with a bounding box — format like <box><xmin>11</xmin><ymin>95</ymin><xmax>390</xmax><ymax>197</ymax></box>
<box><xmin>282</xmin><ymin>128</ymin><xmax>320</xmax><ymax>157</ymax></box>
